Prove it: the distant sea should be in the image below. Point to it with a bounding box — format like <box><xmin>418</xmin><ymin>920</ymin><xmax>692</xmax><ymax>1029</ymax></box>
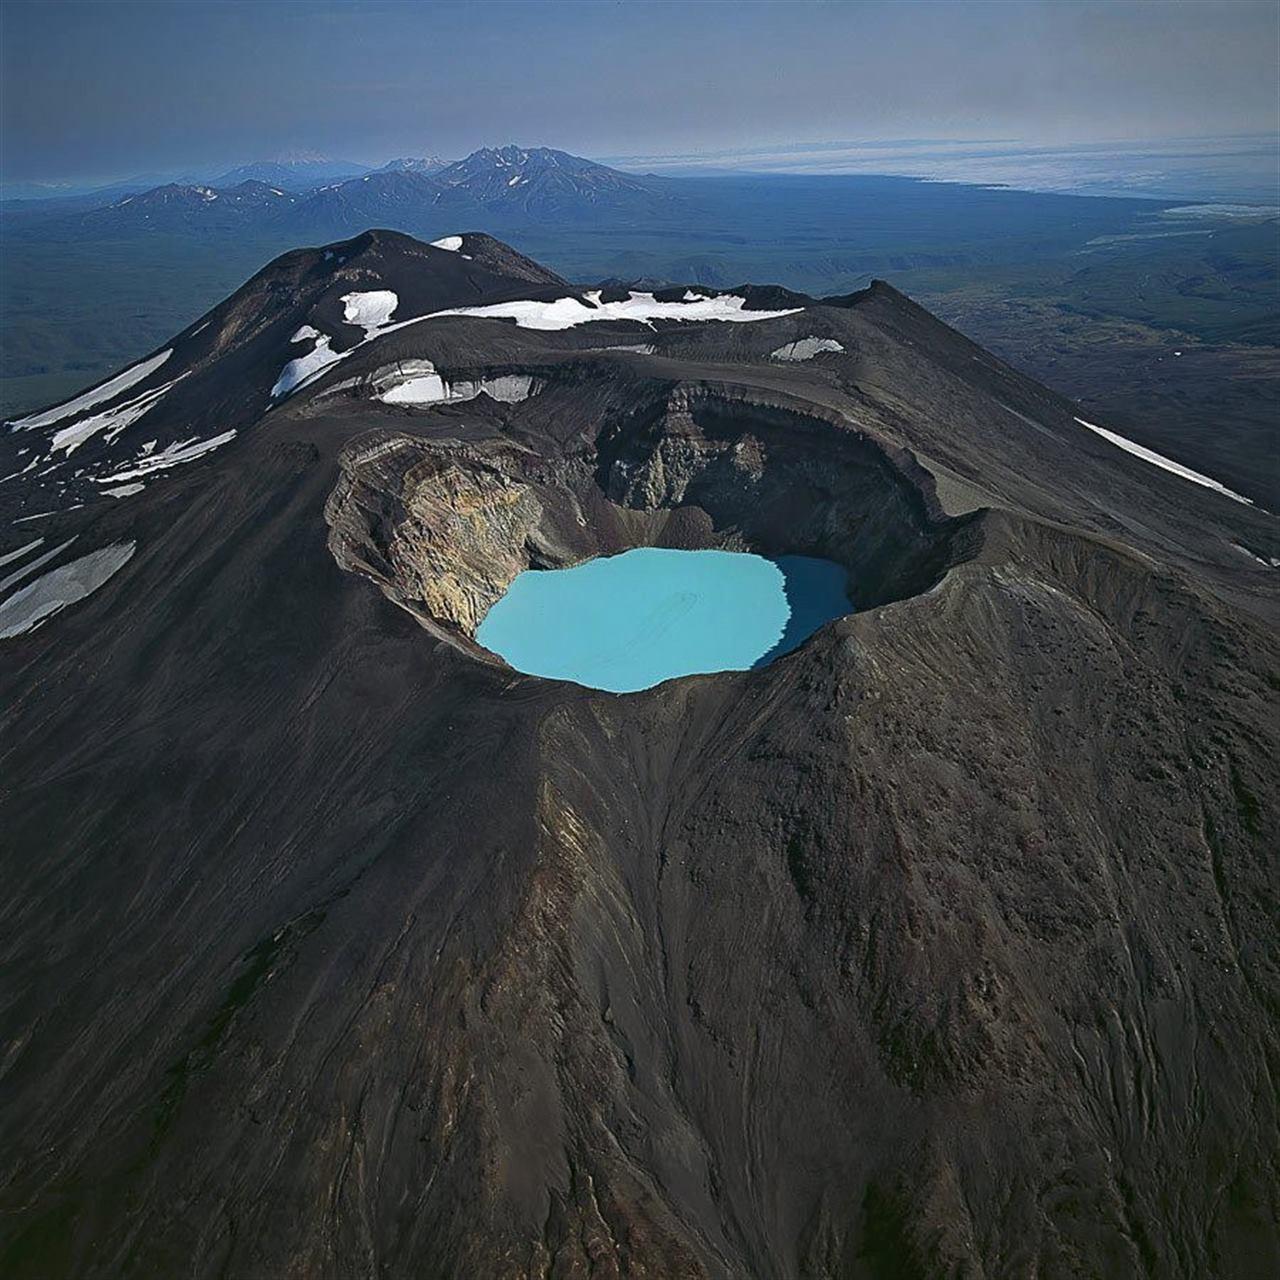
<box><xmin>604</xmin><ymin>136</ymin><xmax>1280</xmax><ymax>206</ymax></box>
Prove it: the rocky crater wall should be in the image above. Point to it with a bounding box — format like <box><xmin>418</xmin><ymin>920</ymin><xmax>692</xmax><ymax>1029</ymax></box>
<box><xmin>325</xmin><ymin>385</ymin><xmax>981</xmax><ymax>662</ymax></box>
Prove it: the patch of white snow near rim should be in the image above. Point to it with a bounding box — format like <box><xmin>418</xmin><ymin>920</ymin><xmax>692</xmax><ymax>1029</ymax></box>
<box><xmin>408</xmin><ymin>290</ymin><xmax>802</xmax><ymax>333</ymax></box>
<box><xmin>103</xmin><ymin>482</ymin><xmax>146</xmax><ymax>498</ymax></box>
<box><xmin>1074</xmin><ymin>417</ymin><xmax>1253</xmax><ymax>507</ymax></box>
<box><xmin>462</xmin><ymin>374</ymin><xmax>535</xmax><ymax>404</ymax></box>
<box><xmin>771</xmin><ymin>338</ymin><xmax>845</xmax><ymax>361</ymax></box>
<box><xmin>0</xmin><ymin>541</ymin><xmax>135</xmax><ymax>639</ymax></box>
<box><xmin>50</xmin><ymin>373</ymin><xmax>189</xmax><ymax>456</ymax></box>
<box><xmin>378</xmin><ymin>369</ymin><xmax>447</xmax><ymax>404</ymax></box>
<box><xmin>378</xmin><ymin>363</ymin><xmax>535</xmax><ymax>407</ymax></box>
<box><xmin>10</xmin><ymin>350</ymin><xmax>173</xmax><ymax>431</ymax></box>
<box><xmin>431</xmin><ymin>235</ymin><xmax>464</xmax><ymax>251</ymax></box>
<box><xmin>342</xmin><ymin>290</ymin><xmax>399</xmax><ymax>338</ymax></box>
<box><xmin>275</xmin><ymin>297</ymin><xmax>399</xmax><ymax>399</ymax></box>
<box><xmin>273</xmin><ymin>335</ymin><xmax>342</xmax><ymax>398</ymax></box>
<box><xmin>99</xmin><ymin>431</ymin><xmax>236</xmax><ymax>483</ymax></box>
<box><xmin>272</xmin><ymin>289</ymin><xmax>800</xmax><ymax>401</ymax></box>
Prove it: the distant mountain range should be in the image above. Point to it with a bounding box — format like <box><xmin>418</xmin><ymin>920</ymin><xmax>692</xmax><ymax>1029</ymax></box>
<box><xmin>83</xmin><ymin>180</ymin><xmax>302</xmax><ymax>230</ymax></box>
<box><xmin>211</xmin><ymin>153</ymin><xmax>371</xmax><ymax>190</ymax></box>
<box><xmin>0</xmin><ymin>153</ymin><xmax>371</xmax><ymax>203</ymax></box>
<box><xmin>377</xmin><ymin>156</ymin><xmax>448</xmax><ymax>175</ymax></box>
<box><xmin>2</xmin><ymin>146</ymin><xmax>680</xmax><ymax>237</ymax></box>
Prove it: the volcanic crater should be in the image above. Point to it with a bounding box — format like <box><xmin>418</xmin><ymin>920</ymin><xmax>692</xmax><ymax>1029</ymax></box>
<box><xmin>325</xmin><ymin>380</ymin><xmax>977</xmax><ymax>671</ymax></box>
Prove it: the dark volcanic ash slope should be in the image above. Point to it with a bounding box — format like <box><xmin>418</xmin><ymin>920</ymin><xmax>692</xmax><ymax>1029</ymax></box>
<box><xmin>1</xmin><ymin>231</ymin><xmax>1277</xmax><ymax>1279</ymax></box>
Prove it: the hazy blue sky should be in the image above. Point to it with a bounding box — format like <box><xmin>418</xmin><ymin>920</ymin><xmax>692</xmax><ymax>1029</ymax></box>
<box><xmin>2</xmin><ymin>0</ymin><xmax>1277</xmax><ymax>182</ymax></box>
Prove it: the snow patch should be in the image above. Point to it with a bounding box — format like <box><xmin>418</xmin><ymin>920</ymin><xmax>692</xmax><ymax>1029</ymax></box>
<box><xmin>342</xmin><ymin>290</ymin><xmax>399</xmax><ymax>337</ymax></box>
<box><xmin>461</xmin><ymin>374</ymin><xmax>535</xmax><ymax>404</ymax></box>
<box><xmin>1074</xmin><ymin>418</ymin><xmax>1253</xmax><ymax>507</ymax></box>
<box><xmin>50</xmin><ymin>373</ymin><xmax>188</xmax><ymax>456</ymax></box>
<box><xmin>99</xmin><ymin>431</ymin><xmax>236</xmax><ymax>482</ymax></box>
<box><xmin>413</xmin><ymin>290</ymin><xmax>802</xmax><ymax>333</ymax></box>
<box><xmin>0</xmin><ymin>542</ymin><xmax>136</xmax><ymax>639</ymax></box>
<box><xmin>272</xmin><ymin>335</ymin><xmax>342</xmax><ymax>398</ymax></box>
<box><xmin>430</xmin><ymin>235</ymin><xmax>464</xmax><ymax>251</ymax></box>
<box><xmin>103</xmin><ymin>483</ymin><xmax>146</xmax><ymax>498</ymax></box>
<box><xmin>272</xmin><ymin>287</ymin><xmax>802</xmax><ymax>402</ymax></box>
<box><xmin>1230</xmin><ymin>542</ymin><xmax>1279</xmax><ymax>568</ymax></box>
<box><xmin>0</xmin><ymin>537</ymin><xmax>43</xmax><ymax>570</ymax></box>
<box><xmin>771</xmin><ymin>338</ymin><xmax>845</xmax><ymax>361</ymax></box>
<box><xmin>0</xmin><ymin>457</ymin><xmax>39</xmax><ymax>483</ymax></box>
<box><xmin>291</xmin><ymin>324</ymin><xmax>321</xmax><ymax>344</ymax></box>
<box><xmin>374</xmin><ymin>361</ymin><xmax>446</xmax><ymax>405</ymax></box>
<box><xmin>0</xmin><ymin>536</ymin><xmax>77</xmax><ymax>595</ymax></box>
<box><xmin>9</xmin><ymin>350</ymin><xmax>173</xmax><ymax>431</ymax></box>
<box><xmin>375</xmin><ymin>360</ymin><xmax>535</xmax><ymax>407</ymax></box>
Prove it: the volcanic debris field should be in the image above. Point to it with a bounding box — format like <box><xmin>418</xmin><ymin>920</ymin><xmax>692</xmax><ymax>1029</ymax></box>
<box><xmin>0</xmin><ymin>230</ymin><xmax>1277</xmax><ymax>1278</ymax></box>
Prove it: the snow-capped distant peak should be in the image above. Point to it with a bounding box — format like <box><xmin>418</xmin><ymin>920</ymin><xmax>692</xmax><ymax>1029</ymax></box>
<box><xmin>379</xmin><ymin>155</ymin><xmax>448</xmax><ymax>174</ymax></box>
<box><xmin>273</xmin><ymin>149</ymin><xmax>331</xmax><ymax>165</ymax></box>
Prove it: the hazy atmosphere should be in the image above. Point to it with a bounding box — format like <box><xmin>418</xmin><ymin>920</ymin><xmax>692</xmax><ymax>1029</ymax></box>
<box><xmin>3</xmin><ymin>0</ymin><xmax>1277</xmax><ymax>184</ymax></box>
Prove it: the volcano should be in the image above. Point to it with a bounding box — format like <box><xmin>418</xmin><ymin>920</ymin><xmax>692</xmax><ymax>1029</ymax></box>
<box><xmin>1</xmin><ymin>229</ymin><xmax>1276</xmax><ymax>1278</ymax></box>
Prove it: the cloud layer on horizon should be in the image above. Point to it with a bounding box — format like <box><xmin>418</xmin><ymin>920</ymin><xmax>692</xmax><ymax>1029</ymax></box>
<box><xmin>3</xmin><ymin>0</ymin><xmax>1276</xmax><ymax>184</ymax></box>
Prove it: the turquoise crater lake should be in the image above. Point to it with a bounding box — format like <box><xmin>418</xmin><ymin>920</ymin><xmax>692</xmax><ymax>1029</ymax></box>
<box><xmin>475</xmin><ymin>548</ymin><xmax>852</xmax><ymax>693</ymax></box>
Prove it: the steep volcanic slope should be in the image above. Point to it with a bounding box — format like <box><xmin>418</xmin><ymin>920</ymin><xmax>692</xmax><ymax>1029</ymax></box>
<box><xmin>1</xmin><ymin>232</ymin><xmax>1277</xmax><ymax>1278</ymax></box>
<box><xmin>0</xmin><ymin>230</ymin><xmax>566</xmax><ymax>523</ymax></box>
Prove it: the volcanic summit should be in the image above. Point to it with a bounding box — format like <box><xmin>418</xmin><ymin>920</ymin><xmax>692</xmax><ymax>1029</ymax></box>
<box><xmin>1</xmin><ymin>229</ymin><xmax>1276</xmax><ymax>1278</ymax></box>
